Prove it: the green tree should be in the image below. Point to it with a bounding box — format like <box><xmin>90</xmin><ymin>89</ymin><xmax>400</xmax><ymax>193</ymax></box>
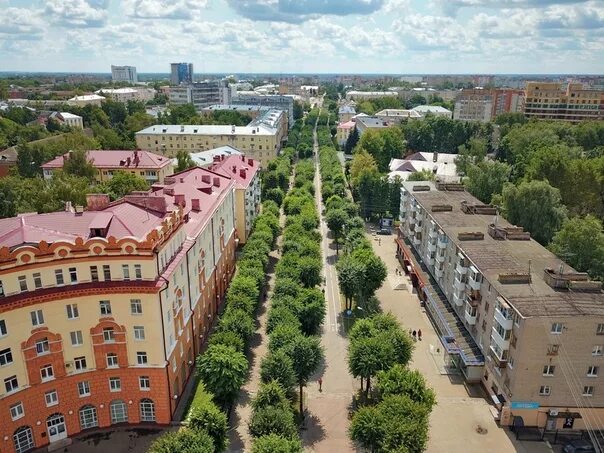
<box><xmin>260</xmin><ymin>350</ymin><xmax>297</xmax><ymax>393</ymax></box>
<box><xmin>349</xmin><ymin>406</ymin><xmax>384</xmax><ymax>453</ymax></box>
<box><xmin>549</xmin><ymin>215</ymin><xmax>604</xmax><ymax>281</ymax></box>
<box><xmin>63</xmin><ymin>149</ymin><xmax>97</xmax><ymax>180</ymax></box>
<box><xmin>350</xmin><ymin>247</ymin><xmax>387</xmax><ymax>305</ymax></box>
<box><xmin>336</xmin><ymin>255</ymin><xmax>364</xmax><ymax>311</ymax></box>
<box><xmin>125</xmin><ymin>111</ymin><xmax>155</xmax><ymax>135</ymax></box>
<box><xmin>252</xmin><ymin>381</ymin><xmax>290</xmax><ymax>411</ymax></box>
<box><xmin>456</xmin><ymin>137</ymin><xmax>487</xmax><ymax>176</ymax></box>
<box><xmin>283</xmin><ymin>335</ymin><xmax>323</xmax><ymax>417</ymax></box>
<box><xmin>499</xmin><ymin>180</ymin><xmax>567</xmax><ymax>245</ymax></box>
<box><xmin>296</xmin><ymin>288</ymin><xmax>326</xmax><ymax>336</ymax></box>
<box><xmin>293</xmin><ymin>101</ymin><xmax>304</xmax><ymax>120</ymax></box>
<box><xmin>297</xmin><ymin>256</ymin><xmax>322</xmax><ymax>288</ymax></box>
<box><xmin>95</xmin><ymin>170</ymin><xmax>149</xmax><ymax>200</ymax></box>
<box><xmin>248</xmin><ymin>406</ymin><xmax>298</xmax><ymax>439</ymax></box>
<box><xmin>208</xmin><ymin>330</ymin><xmax>245</xmax><ymax>353</ymax></box>
<box><xmin>148</xmin><ymin>428</ymin><xmax>214</xmax><ymax>453</ymax></box>
<box><xmin>325</xmin><ymin>208</ymin><xmax>348</xmax><ymax>254</ymax></box>
<box><xmin>0</xmin><ymin>180</ymin><xmax>17</xmax><ymax>218</ymax></box>
<box><xmin>375</xmin><ymin>364</ymin><xmax>436</xmax><ymax>409</ymax></box>
<box><xmin>252</xmin><ymin>434</ymin><xmax>303</xmax><ymax>453</ymax></box>
<box><xmin>344</xmin><ymin>127</ymin><xmax>360</xmax><ymax>154</ymax></box>
<box><xmin>407</xmin><ymin>169</ymin><xmax>436</xmax><ymax>182</ymax></box>
<box><xmin>196</xmin><ymin>344</ymin><xmax>248</xmax><ymax>412</ymax></box>
<box><xmin>464</xmin><ymin>161</ymin><xmax>511</xmax><ymax>204</ymax></box>
<box><xmin>187</xmin><ymin>400</ymin><xmax>229</xmax><ymax>452</ymax></box>
<box><xmin>349</xmin><ymin>336</ymin><xmax>394</xmax><ymax>398</ymax></box>
<box><xmin>217</xmin><ymin>308</ymin><xmax>255</xmax><ymax>344</ymax></box>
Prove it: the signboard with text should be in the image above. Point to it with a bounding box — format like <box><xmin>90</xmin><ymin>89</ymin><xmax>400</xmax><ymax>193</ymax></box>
<box><xmin>510</xmin><ymin>401</ymin><xmax>540</xmax><ymax>410</ymax></box>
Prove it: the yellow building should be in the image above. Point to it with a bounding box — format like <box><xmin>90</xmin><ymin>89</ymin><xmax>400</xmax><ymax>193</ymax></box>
<box><xmin>135</xmin><ymin>109</ymin><xmax>288</xmax><ymax>168</ymax></box>
<box><xmin>0</xmin><ymin>165</ymin><xmax>238</xmax><ymax>452</ymax></box>
<box><xmin>524</xmin><ymin>82</ymin><xmax>604</xmax><ymax>122</ymax></box>
<box><xmin>41</xmin><ymin>150</ymin><xmax>172</xmax><ymax>184</ymax></box>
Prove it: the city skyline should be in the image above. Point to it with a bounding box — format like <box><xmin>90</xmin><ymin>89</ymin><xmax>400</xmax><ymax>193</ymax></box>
<box><xmin>1</xmin><ymin>0</ymin><xmax>603</xmax><ymax>74</ymax></box>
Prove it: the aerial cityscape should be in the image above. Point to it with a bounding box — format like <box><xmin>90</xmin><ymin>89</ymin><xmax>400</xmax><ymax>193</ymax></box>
<box><xmin>0</xmin><ymin>1</ymin><xmax>603</xmax><ymax>453</ymax></box>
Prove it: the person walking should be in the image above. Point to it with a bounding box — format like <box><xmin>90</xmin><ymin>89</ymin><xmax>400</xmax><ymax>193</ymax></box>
<box><xmin>418</xmin><ymin>329</ymin><xmax>422</xmax><ymax>341</ymax></box>
<box><xmin>318</xmin><ymin>377</ymin><xmax>323</xmax><ymax>392</ymax></box>
<box><xmin>412</xmin><ymin>330</ymin><xmax>417</xmax><ymax>340</ymax></box>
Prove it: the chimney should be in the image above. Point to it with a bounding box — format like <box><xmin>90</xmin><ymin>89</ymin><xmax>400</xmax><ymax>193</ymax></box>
<box><xmin>174</xmin><ymin>194</ymin><xmax>185</xmax><ymax>207</ymax></box>
<box><xmin>126</xmin><ymin>156</ymin><xmax>131</xmax><ymax>166</ymax></box>
<box><xmin>231</xmin><ymin>125</ymin><xmax>235</xmax><ymax>134</ymax></box>
<box><xmin>241</xmin><ymin>154</ymin><xmax>245</xmax><ymax>161</ymax></box>
<box><xmin>433</xmin><ymin>152</ymin><xmax>438</xmax><ymax>163</ymax></box>
<box><xmin>200</xmin><ymin>186</ymin><xmax>213</xmax><ymax>195</ymax></box>
<box><xmin>213</xmin><ymin>177</ymin><xmax>221</xmax><ymax>187</ymax></box>
<box><xmin>191</xmin><ymin>199</ymin><xmax>201</xmax><ymax>211</ymax></box>
<box><xmin>213</xmin><ymin>155</ymin><xmax>221</xmax><ymax>162</ymax></box>
<box><xmin>86</xmin><ymin>194</ymin><xmax>110</xmax><ymax>211</ymax></box>
<box><xmin>221</xmin><ymin>154</ymin><xmax>225</xmax><ymax>161</ymax></box>
<box><xmin>164</xmin><ymin>187</ymin><xmax>175</xmax><ymax>196</ymax></box>
<box><xmin>239</xmin><ymin>168</ymin><xmax>247</xmax><ymax>179</ymax></box>
<box><xmin>232</xmin><ymin>165</ymin><xmax>236</xmax><ymax>173</ymax></box>
<box><xmin>247</xmin><ymin>158</ymin><xmax>253</xmax><ymax>166</ymax></box>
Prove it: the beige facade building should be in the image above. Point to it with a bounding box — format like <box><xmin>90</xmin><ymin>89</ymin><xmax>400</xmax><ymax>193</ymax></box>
<box><xmin>95</xmin><ymin>88</ymin><xmax>156</xmax><ymax>104</ymax></box>
<box><xmin>135</xmin><ymin>109</ymin><xmax>287</xmax><ymax>167</ymax></box>
<box><xmin>397</xmin><ymin>181</ymin><xmax>604</xmax><ymax>431</ymax></box>
<box><xmin>524</xmin><ymin>82</ymin><xmax>603</xmax><ymax>122</ymax></box>
<box><xmin>67</xmin><ymin>94</ymin><xmax>105</xmax><ymax>107</ymax></box>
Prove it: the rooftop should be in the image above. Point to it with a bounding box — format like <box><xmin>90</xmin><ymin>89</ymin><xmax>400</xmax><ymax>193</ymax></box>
<box><xmin>339</xmin><ymin>105</ymin><xmax>356</xmax><ymax>114</ymax></box>
<box><xmin>58</xmin><ymin>112</ymin><xmax>81</xmax><ymax>119</ymax></box>
<box><xmin>176</xmin><ymin>146</ymin><xmax>243</xmax><ymax>168</ymax></box>
<box><xmin>201</xmin><ymin>104</ymin><xmax>271</xmax><ymax>113</ymax></box>
<box><xmin>376</xmin><ymin>109</ymin><xmax>422</xmax><ymax>119</ymax></box>
<box><xmin>356</xmin><ymin>116</ymin><xmax>390</xmax><ymax>128</ymax></box>
<box><xmin>68</xmin><ymin>94</ymin><xmax>105</xmax><ymax>101</ymax></box>
<box><xmin>411</xmin><ymin>105</ymin><xmax>452</xmax><ymax>114</ymax></box>
<box><xmin>41</xmin><ymin>150</ymin><xmax>171</xmax><ymax>170</ymax></box>
<box><xmin>136</xmin><ymin>123</ymin><xmax>277</xmax><ymax>136</ymax></box>
<box><xmin>337</xmin><ymin>120</ymin><xmax>356</xmax><ymax>129</ymax></box>
<box><xmin>402</xmin><ymin>181</ymin><xmax>604</xmax><ymax>318</ymax></box>
<box><xmin>211</xmin><ymin>154</ymin><xmax>259</xmax><ymax>189</ymax></box>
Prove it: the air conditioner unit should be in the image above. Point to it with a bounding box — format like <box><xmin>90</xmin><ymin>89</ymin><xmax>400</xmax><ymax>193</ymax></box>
<box><xmin>549</xmin><ymin>409</ymin><xmax>559</xmax><ymax>416</ymax></box>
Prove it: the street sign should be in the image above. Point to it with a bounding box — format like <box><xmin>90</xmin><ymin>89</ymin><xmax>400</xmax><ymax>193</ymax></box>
<box><xmin>510</xmin><ymin>401</ymin><xmax>540</xmax><ymax>409</ymax></box>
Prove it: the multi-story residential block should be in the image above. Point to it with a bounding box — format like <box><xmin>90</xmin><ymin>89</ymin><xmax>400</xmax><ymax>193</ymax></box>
<box><xmin>30</xmin><ymin>112</ymin><xmax>84</xmax><ymax>130</ymax></box>
<box><xmin>170</xmin><ymin>63</ymin><xmax>193</xmax><ymax>86</ymax></box>
<box><xmin>135</xmin><ymin>109</ymin><xmax>287</xmax><ymax>167</ymax></box>
<box><xmin>67</xmin><ymin>94</ymin><xmax>105</xmax><ymax>108</ymax></box>
<box><xmin>0</xmin><ymin>167</ymin><xmax>238</xmax><ymax>451</ymax></box>
<box><xmin>396</xmin><ymin>181</ymin><xmax>604</xmax><ymax>431</ymax></box>
<box><xmin>95</xmin><ymin>88</ymin><xmax>156</xmax><ymax>104</ymax></box>
<box><xmin>231</xmin><ymin>94</ymin><xmax>294</xmax><ymax>129</ymax></box>
<box><xmin>411</xmin><ymin>105</ymin><xmax>453</xmax><ymax>119</ymax></box>
<box><xmin>492</xmin><ymin>89</ymin><xmax>524</xmax><ymax>118</ymax></box>
<box><xmin>524</xmin><ymin>82</ymin><xmax>603</xmax><ymax>122</ymax></box>
<box><xmin>453</xmin><ymin>89</ymin><xmax>493</xmax><ymax>122</ymax></box>
<box><xmin>375</xmin><ymin>109</ymin><xmax>422</xmax><ymax>125</ymax></box>
<box><xmin>338</xmin><ymin>105</ymin><xmax>356</xmax><ymax>123</ymax></box>
<box><xmin>111</xmin><ymin>65</ymin><xmax>138</xmax><ymax>84</ymax></box>
<box><xmin>41</xmin><ymin>150</ymin><xmax>172</xmax><ymax>184</ymax></box>
<box><xmin>169</xmin><ymin>81</ymin><xmax>231</xmax><ymax>111</ymax></box>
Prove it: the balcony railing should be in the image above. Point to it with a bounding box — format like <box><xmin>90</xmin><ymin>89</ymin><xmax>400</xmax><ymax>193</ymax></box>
<box><xmin>494</xmin><ymin>307</ymin><xmax>514</xmax><ymax>330</ymax></box>
<box><xmin>436</xmin><ymin>252</ymin><xmax>446</xmax><ymax>263</ymax></box>
<box><xmin>464</xmin><ymin>309</ymin><xmax>477</xmax><ymax>325</ymax></box>
<box><xmin>434</xmin><ymin>267</ymin><xmax>444</xmax><ymax>278</ymax></box>
<box><xmin>427</xmin><ymin>241</ymin><xmax>437</xmax><ymax>252</ymax></box>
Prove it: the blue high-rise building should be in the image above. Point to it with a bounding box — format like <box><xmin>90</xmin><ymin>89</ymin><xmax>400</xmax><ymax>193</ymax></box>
<box><xmin>170</xmin><ymin>63</ymin><xmax>193</xmax><ymax>85</ymax></box>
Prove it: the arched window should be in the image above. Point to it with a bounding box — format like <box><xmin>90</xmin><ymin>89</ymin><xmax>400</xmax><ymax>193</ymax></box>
<box><xmin>13</xmin><ymin>426</ymin><xmax>34</xmax><ymax>453</ymax></box>
<box><xmin>79</xmin><ymin>405</ymin><xmax>98</xmax><ymax>430</ymax></box>
<box><xmin>139</xmin><ymin>398</ymin><xmax>156</xmax><ymax>422</ymax></box>
<box><xmin>110</xmin><ymin>400</ymin><xmax>128</xmax><ymax>424</ymax></box>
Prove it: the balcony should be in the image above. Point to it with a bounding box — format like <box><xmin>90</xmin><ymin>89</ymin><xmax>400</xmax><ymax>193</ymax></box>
<box><xmin>412</xmin><ymin>222</ymin><xmax>423</xmax><ymax>232</ymax></box>
<box><xmin>452</xmin><ymin>290</ymin><xmax>465</xmax><ymax>307</ymax></box>
<box><xmin>464</xmin><ymin>309</ymin><xmax>477</xmax><ymax>325</ymax></box>
<box><xmin>453</xmin><ymin>277</ymin><xmax>467</xmax><ymax>291</ymax></box>
<box><xmin>455</xmin><ymin>262</ymin><xmax>468</xmax><ymax>275</ymax></box>
<box><xmin>428</xmin><ymin>228</ymin><xmax>438</xmax><ymax>239</ymax></box>
<box><xmin>491</xmin><ymin>326</ymin><xmax>511</xmax><ymax>350</ymax></box>
<box><xmin>411</xmin><ymin>203</ymin><xmax>419</xmax><ymax>212</ymax></box>
<box><xmin>427</xmin><ymin>240</ymin><xmax>437</xmax><ymax>252</ymax></box>
<box><xmin>437</xmin><ymin>235</ymin><xmax>448</xmax><ymax>249</ymax></box>
<box><xmin>434</xmin><ymin>267</ymin><xmax>444</xmax><ymax>278</ymax></box>
<box><xmin>494</xmin><ymin>306</ymin><xmax>514</xmax><ymax>330</ymax></box>
<box><xmin>489</xmin><ymin>343</ymin><xmax>508</xmax><ymax>368</ymax></box>
<box><xmin>408</xmin><ymin>216</ymin><xmax>416</xmax><ymax>225</ymax></box>
<box><xmin>465</xmin><ymin>293</ymin><xmax>481</xmax><ymax>308</ymax></box>
<box><xmin>413</xmin><ymin>236</ymin><xmax>422</xmax><ymax>246</ymax></box>
<box><xmin>468</xmin><ymin>266</ymin><xmax>482</xmax><ymax>291</ymax></box>
<box><xmin>425</xmin><ymin>255</ymin><xmax>435</xmax><ymax>266</ymax></box>
<box><xmin>436</xmin><ymin>252</ymin><xmax>446</xmax><ymax>263</ymax></box>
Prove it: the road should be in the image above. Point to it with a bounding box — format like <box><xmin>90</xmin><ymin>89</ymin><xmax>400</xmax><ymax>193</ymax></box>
<box><xmin>300</xmin><ymin>119</ymin><xmax>356</xmax><ymax>452</ymax></box>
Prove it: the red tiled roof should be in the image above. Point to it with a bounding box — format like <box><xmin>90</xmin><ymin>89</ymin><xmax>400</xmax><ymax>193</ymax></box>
<box><xmin>41</xmin><ymin>150</ymin><xmax>171</xmax><ymax>170</ymax></box>
<box><xmin>210</xmin><ymin>154</ymin><xmax>259</xmax><ymax>189</ymax></box>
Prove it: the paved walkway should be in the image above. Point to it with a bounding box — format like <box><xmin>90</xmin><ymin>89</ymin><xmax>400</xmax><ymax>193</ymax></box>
<box><xmin>299</xmin><ymin>123</ymin><xmax>356</xmax><ymax>452</ymax></box>
<box><xmin>367</xmin><ymin>231</ymin><xmax>552</xmax><ymax>453</ymax></box>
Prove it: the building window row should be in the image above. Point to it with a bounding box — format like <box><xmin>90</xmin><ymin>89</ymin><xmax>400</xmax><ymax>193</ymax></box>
<box><xmin>539</xmin><ymin>385</ymin><xmax>595</xmax><ymax>397</ymax></box>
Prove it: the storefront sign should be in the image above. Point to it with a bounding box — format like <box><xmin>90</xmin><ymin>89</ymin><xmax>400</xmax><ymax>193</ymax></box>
<box><xmin>510</xmin><ymin>401</ymin><xmax>540</xmax><ymax>409</ymax></box>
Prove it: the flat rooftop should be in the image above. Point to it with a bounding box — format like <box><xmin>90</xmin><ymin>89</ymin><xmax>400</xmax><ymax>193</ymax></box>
<box><xmin>136</xmin><ymin>123</ymin><xmax>277</xmax><ymax>136</ymax></box>
<box><xmin>403</xmin><ymin>181</ymin><xmax>604</xmax><ymax>318</ymax></box>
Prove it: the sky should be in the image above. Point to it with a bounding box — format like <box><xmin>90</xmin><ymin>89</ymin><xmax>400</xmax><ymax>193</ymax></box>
<box><xmin>0</xmin><ymin>0</ymin><xmax>603</xmax><ymax>74</ymax></box>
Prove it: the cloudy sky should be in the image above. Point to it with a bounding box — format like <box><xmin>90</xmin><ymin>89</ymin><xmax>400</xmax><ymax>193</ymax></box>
<box><xmin>1</xmin><ymin>0</ymin><xmax>603</xmax><ymax>74</ymax></box>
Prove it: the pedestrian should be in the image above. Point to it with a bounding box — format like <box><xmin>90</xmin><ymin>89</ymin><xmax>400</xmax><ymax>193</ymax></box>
<box><xmin>412</xmin><ymin>330</ymin><xmax>417</xmax><ymax>340</ymax></box>
<box><xmin>378</xmin><ymin>239</ymin><xmax>381</xmax><ymax>246</ymax></box>
<box><xmin>318</xmin><ymin>377</ymin><xmax>323</xmax><ymax>392</ymax></box>
<box><xmin>418</xmin><ymin>329</ymin><xmax>422</xmax><ymax>341</ymax></box>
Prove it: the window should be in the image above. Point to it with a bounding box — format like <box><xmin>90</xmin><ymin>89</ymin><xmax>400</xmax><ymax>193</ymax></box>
<box><xmin>598</xmin><ymin>324</ymin><xmax>604</xmax><ymax>335</ymax></box>
<box><xmin>538</xmin><ymin>385</ymin><xmax>551</xmax><ymax>396</ymax></box>
<box><xmin>550</xmin><ymin>323</ymin><xmax>563</xmax><ymax>334</ymax></box>
<box><xmin>106</xmin><ymin>353</ymin><xmax>118</xmax><ymax>368</ymax></box>
<box><xmin>109</xmin><ymin>377</ymin><xmax>121</xmax><ymax>392</ymax></box>
<box><xmin>79</xmin><ymin>405</ymin><xmax>98</xmax><ymax>429</ymax></box>
<box><xmin>593</xmin><ymin>345</ymin><xmax>603</xmax><ymax>356</ymax></box>
<box><xmin>0</xmin><ymin>319</ymin><xmax>6</xmax><ymax>336</ymax></box>
<box><xmin>583</xmin><ymin>386</ymin><xmax>594</xmax><ymax>396</ymax></box>
<box><xmin>90</xmin><ymin>266</ymin><xmax>99</xmax><ymax>282</ymax></box>
<box><xmin>10</xmin><ymin>402</ymin><xmax>24</xmax><ymax>421</ymax></box>
<box><xmin>45</xmin><ymin>390</ymin><xmax>58</xmax><ymax>406</ymax></box>
<box><xmin>542</xmin><ymin>365</ymin><xmax>555</xmax><ymax>376</ymax></box>
<box><xmin>66</xmin><ymin>303</ymin><xmax>79</xmax><ymax>319</ymax></box>
<box><xmin>100</xmin><ymin>300</ymin><xmax>112</xmax><ymax>316</ymax></box>
<box><xmin>69</xmin><ymin>267</ymin><xmax>78</xmax><ymax>283</ymax></box>
<box><xmin>40</xmin><ymin>364</ymin><xmax>54</xmax><ymax>381</ymax></box>
<box><xmin>134</xmin><ymin>264</ymin><xmax>142</xmax><ymax>280</ymax></box>
<box><xmin>33</xmin><ymin>273</ymin><xmax>42</xmax><ymax>289</ymax></box>
<box><xmin>0</xmin><ymin>347</ymin><xmax>13</xmax><ymax>366</ymax></box>
<box><xmin>77</xmin><ymin>381</ymin><xmax>90</xmax><ymax>397</ymax></box>
<box><xmin>122</xmin><ymin>265</ymin><xmax>130</xmax><ymax>280</ymax></box>
<box><xmin>110</xmin><ymin>400</ymin><xmax>128</xmax><ymax>424</ymax></box>
<box><xmin>18</xmin><ymin>276</ymin><xmax>28</xmax><ymax>292</ymax></box>
<box><xmin>74</xmin><ymin>356</ymin><xmax>87</xmax><ymax>371</ymax></box>
<box><xmin>547</xmin><ymin>344</ymin><xmax>559</xmax><ymax>355</ymax></box>
<box><xmin>35</xmin><ymin>338</ymin><xmax>49</xmax><ymax>355</ymax></box>
<box><xmin>103</xmin><ymin>265</ymin><xmax>111</xmax><ymax>280</ymax></box>
<box><xmin>133</xmin><ymin>326</ymin><xmax>146</xmax><ymax>342</ymax></box>
<box><xmin>30</xmin><ymin>309</ymin><xmax>44</xmax><ymax>326</ymax></box>
<box><xmin>136</xmin><ymin>352</ymin><xmax>148</xmax><ymax>365</ymax></box>
<box><xmin>130</xmin><ymin>299</ymin><xmax>142</xmax><ymax>315</ymax></box>
<box><xmin>103</xmin><ymin>328</ymin><xmax>115</xmax><ymax>343</ymax></box>
<box><xmin>140</xmin><ymin>399</ymin><xmax>156</xmax><ymax>422</ymax></box>
<box><xmin>5</xmin><ymin>375</ymin><xmax>18</xmax><ymax>393</ymax></box>
<box><xmin>0</xmin><ymin>280</ymin><xmax>3</xmax><ymax>297</ymax></box>
<box><xmin>588</xmin><ymin>366</ymin><xmax>599</xmax><ymax>377</ymax></box>
<box><xmin>13</xmin><ymin>426</ymin><xmax>35</xmax><ymax>453</ymax></box>
<box><xmin>139</xmin><ymin>376</ymin><xmax>150</xmax><ymax>390</ymax></box>
<box><xmin>55</xmin><ymin>269</ymin><xmax>64</xmax><ymax>286</ymax></box>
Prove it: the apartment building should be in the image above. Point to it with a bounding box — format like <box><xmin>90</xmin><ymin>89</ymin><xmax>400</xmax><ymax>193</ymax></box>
<box><xmin>67</xmin><ymin>94</ymin><xmax>105</xmax><ymax>108</ymax></box>
<box><xmin>492</xmin><ymin>89</ymin><xmax>524</xmax><ymax>118</ymax></box>
<box><xmin>231</xmin><ymin>94</ymin><xmax>294</xmax><ymax>128</ymax></box>
<box><xmin>96</xmin><ymin>88</ymin><xmax>156</xmax><ymax>104</ymax></box>
<box><xmin>135</xmin><ymin>109</ymin><xmax>287</xmax><ymax>167</ymax></box>
<box><xmin>336</xmin><ymin>120</ymin><xmax>356</xmax><ymax>146</ymax></box>
<box><xmin>170</xmin><ymin>63</ymin><xmax>193</xmax><ymax>85</ymax></box>
<box><xmin>524</xmin><ymin>82</ymin><xmax>603</xmax><ymax>122</ymax></box>
<box><xmin>111</xmin><ymin>65</ymin><xmax>137</xmax><ymax>84</ymax></box>
<box><xmin>0</xmin><ymin>167</ymin><xmax>237</xmax><ymax>452</ymax></box>
<box><xmin>397</xmin><ymin>181</ymin><xmax>604</xmax><ymax>431</ymax></box>
<box><xmin>453</xmin><ymin>89</ymin><xmax>494</xmax><ymax>122</ymax></box>
<box><xmin>375</xmin><ymin>109</ymin><xmax>422</xmax><ymax>125</ymax></box>
<box><xmin>169</xmin><ymin>81</ymin><xmax>231</xmax><ymax>111</ymax></box>
<box><xmin>338</xmin><ymin>105</ymin><xmax>356</xmax><ymax>123</ymax></box>
<box><xmin>41</xmin><ymin>150</ymin><xmax>172</xmax><ymax>184</ymax></box>
<box><xmin>355</xmin><ymin>116</ymin><xmax>390</xmax><ymax>136</ymax></box>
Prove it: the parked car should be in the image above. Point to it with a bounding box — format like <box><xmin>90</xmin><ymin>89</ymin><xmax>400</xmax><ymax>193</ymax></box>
<box><xmin>563</xmin><ymin>439</ymin><xmax>596</xmax><ymax>453</ymax></box>
<box><xmin>377</xmin><ymin>228</ymin><xmax>391</xmax><ymax>235</ymax></box>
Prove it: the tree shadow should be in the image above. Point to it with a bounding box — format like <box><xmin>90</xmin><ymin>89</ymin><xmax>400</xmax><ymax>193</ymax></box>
<box><xmin>300</xmin><ymin>412</ymin><xmax>327</xmax><ymax>449</ymax></box>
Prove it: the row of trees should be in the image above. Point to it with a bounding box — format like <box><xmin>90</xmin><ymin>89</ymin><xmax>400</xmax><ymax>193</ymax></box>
<box><xmin>253</xmin><ymin>143</ymin><xmax>324</xmax><ymax>450</ymax></box>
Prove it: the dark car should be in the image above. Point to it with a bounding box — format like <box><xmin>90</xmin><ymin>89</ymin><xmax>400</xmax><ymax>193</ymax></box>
<box><xmin>377</xmin><ymin>228</ymin><xmax>391</xmax><ymax>235</ymax></box>
<box><xmin>563</xmin><ymin>439</ymin><xmax>596</xmax><ymax>453</ymax></box>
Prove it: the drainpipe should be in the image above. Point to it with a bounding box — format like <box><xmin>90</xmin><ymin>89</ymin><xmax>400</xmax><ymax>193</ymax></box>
<box><xmin>155</xmin><ymin>250</ymin><xmax>173</xmax><ymax>417</ymax></box>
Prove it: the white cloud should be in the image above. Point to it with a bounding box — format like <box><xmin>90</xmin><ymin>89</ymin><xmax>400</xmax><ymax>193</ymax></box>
<box><xmin>45</xmin><ymin>0</ymin><xmax>109</xmax><ymax>27</ymax></box>
<box><xmin>124</xmin><ymin>0</ymin><xmax>209</xmax><ymax>19</ymax></box>
<box><xmin>0</xmin><ymin>8</ymin><xmax>44</xmax><ymax>39</ymax></box>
